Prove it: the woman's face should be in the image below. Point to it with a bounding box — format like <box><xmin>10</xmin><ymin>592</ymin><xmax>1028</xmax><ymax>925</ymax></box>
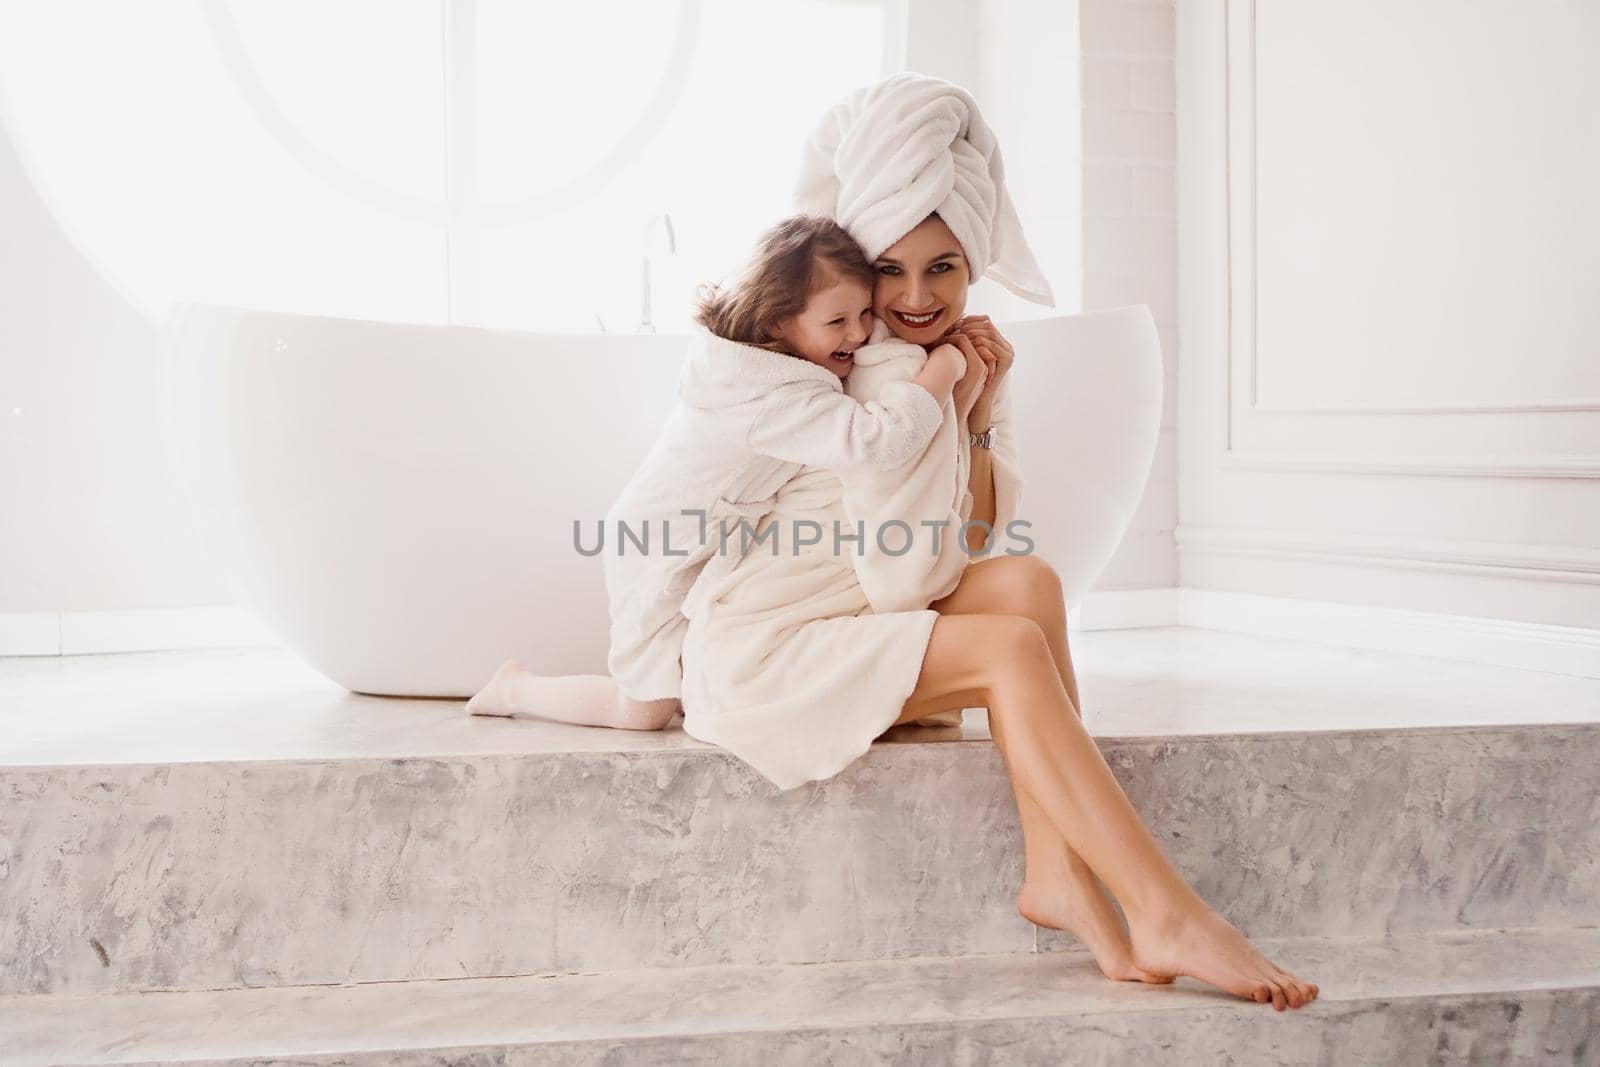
<box><xmin>772</xmin><ymin>275</ymin><xmax>874</xmax><ymax>379</ymax></box>
<box><xmin>873</xmin><ymin>214</ymin><xmax>971</xmax><ymax>345</ymax></box>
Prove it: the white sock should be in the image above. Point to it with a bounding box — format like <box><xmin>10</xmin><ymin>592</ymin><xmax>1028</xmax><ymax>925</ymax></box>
<box><xmin>611</xmin><ymin>693</ymin><xmax>681</xmax><ymax>730</ymax></box>
<box><xmin>466</xmin><ymin>661</ymin><xmax>678</xmax><ymax>730</ymax></box>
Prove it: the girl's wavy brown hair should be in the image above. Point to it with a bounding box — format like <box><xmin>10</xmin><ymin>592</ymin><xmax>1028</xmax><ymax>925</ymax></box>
<box><xmin>694</xmin><ymin>215</ymin><xmax>874</xmax><ymax>354</ymax></box>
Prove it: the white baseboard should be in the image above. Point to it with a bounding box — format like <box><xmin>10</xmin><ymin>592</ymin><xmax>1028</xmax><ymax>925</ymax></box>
<box><xmin>0</xmin><ymin>606</ymin><xmax>283</xmax><ymax>657</ymax></box>
<box><xmin>1068</xmin><ymin>588</ymin><xmax>1182</xmax><ymax>630</ymax></box>
<box><xmin>1175</xmin><ymin>589</ymin><xmax>1600</xmax><ymax>680</ymax></box>
<box><xmin>20</xmin><ymin>598</ymin><xmax>1177</xmax><ymax>655</ymax></box>
<box><xmin>7</xmin><ymin>592</ymin><xmax>1597</xmax><ymax>680</ymax></box>
<box><xmin>1070</xmin><ymin>588</ymin><xmax>1600</xmax><ymax>678</ymax></box>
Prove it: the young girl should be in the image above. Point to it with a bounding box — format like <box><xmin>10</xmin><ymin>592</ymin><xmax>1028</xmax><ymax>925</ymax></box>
<box><xmin>465</xmin><ymin>215</ymin><xmax>969</xmax><ymax>728</ymax></box>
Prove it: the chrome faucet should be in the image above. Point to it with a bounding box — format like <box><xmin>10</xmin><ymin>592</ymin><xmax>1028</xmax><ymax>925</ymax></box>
<box><xmin>639</xmin><ymin>212</ymin><xmax>677</xmax><ymax>333</ymax></box>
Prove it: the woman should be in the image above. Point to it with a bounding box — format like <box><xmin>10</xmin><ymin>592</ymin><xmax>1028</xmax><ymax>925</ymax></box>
<box><xmin>788</xmin><ymin>72</ymin><xmax>1319</xmax><ymax>1010</ymax></box>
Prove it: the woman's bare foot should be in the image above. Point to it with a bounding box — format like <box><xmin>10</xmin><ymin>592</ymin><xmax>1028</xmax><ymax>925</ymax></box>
<box><xmin>1129</xmin><ymin>904</ymin><xmax>1320</xmax><ymax>1010</ymax></box>
<box><xmin>1018</xmin><ymin>856</ymin><xmax>1172</xmax><ymax>985</ymax></box>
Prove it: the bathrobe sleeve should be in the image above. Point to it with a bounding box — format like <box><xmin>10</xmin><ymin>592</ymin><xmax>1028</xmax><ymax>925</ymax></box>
<box><xmin>959</xmin><ymin>369</ymin><xmax>1024</xmax><ymax>545</ymax></box>
<box><xmin>838</xmin><ymin>340</ymin><xmax>972</xmax><ymax>615</ymax></box>
<box><xmin>746</xmin><ymin>377</ymin><xmax>945</xmax><ymax>471</ymax></box>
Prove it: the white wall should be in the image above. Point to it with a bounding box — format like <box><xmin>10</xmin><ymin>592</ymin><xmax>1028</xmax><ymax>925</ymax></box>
<box><xmin>0</xmin><ymin>116</ymin><xmax>234</xmax><ymax>616</ymax></box>
<box><xmin>914</xmin><ymin>0</ymin><xmax>1181</xmax><ymax>595</ymax></box>
<box><xmin>897</xmin><ymin>0</ymin><xmax>1085</xmax><ymax>329</ymax></box>
<box><xmin>1073</xmin><ymin>0</ymin><xmax>1179</xmax><ymax>589</ymax></box>
<box><xmin>3</xmin><ymin>1</ymin><xmax>1187</xmax><ymax>645</ymax></box>
<box><xmin>1176</xmin><ymin>0</ymin><xmax>1600</xmax><ymax>630</ymax></box>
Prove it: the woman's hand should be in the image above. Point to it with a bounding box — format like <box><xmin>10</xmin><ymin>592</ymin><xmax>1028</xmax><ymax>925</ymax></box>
<box><xmin>947</xmin><ymin>315</ymin><xmax>1013</xmax><ymax>428</ymax></box>
<box><xmin>945</xmin><ymin>332</ymin><xmax>990</xmax><ymax>427</ymax></box>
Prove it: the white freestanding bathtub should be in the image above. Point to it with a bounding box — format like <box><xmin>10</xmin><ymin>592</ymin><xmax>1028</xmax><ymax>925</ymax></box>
<box><xmin>159</xmin><ymin>303</ymin><xmax>1163</xmax><ymax>697</ymax></box>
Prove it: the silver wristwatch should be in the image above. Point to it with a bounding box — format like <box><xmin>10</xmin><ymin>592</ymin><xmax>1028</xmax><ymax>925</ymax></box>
<box><xmin>968</xmin><ymin>426</ymin><xmax>993</xmax><ymax>449</ymax></box>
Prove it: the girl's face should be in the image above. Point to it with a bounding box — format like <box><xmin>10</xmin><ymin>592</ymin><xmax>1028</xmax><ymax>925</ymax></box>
<box><xmin>873</xmin><ymin>214</ymin><xmax>971</xmax><ymax>345</ymax></box>
<box><xmin>772</xmin><ymin>274</ymin><xmax>874</xmax><ymax>378</ymax></box>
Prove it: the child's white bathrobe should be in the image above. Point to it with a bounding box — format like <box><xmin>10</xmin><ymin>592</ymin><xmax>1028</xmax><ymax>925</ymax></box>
<box><xmin>603</xmin><ymin>327</ymin><xmax>946</xmax><ymax>702</ymax></box>
<box><xmin>679</xmin><ymin>322</ymin><xmax>1024</xmax><ymax>791</ymax></box>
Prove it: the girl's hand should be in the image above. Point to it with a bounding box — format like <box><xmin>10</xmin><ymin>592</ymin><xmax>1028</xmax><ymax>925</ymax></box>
<box><xmin>946</xmin><ymin>332</ymin><xmax>989</xmax><ymax>427</ymax></box>
<box><xmin>947</xmin><ymin>315</ymin><xmax>1012</xmax><ymax>426</ymax></box>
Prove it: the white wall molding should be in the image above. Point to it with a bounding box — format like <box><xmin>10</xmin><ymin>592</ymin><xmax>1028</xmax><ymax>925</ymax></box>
<box><xmin>1245</xmin><ymin>399</ymin><xmax>1600</xmax><ymax>416</ymax></box>
<box><xmin>1214</xmin><ymin>453</ymin><xmax>1600</xmax><ymax>479</ymax></box>
<box><xmin>1182</xmin><ymin>0</ymin><xmax>1600</xmax><ymax>634</ymax></box>
<box><xmin>1229</xmin><ymin>5</ymin><xmax>1598</xmax><ymax>418</ymax></box>
<box><xmin>1220</xmin><ymin>0</ymin><xmax>1600</xmax><ymax>476</ymax></box>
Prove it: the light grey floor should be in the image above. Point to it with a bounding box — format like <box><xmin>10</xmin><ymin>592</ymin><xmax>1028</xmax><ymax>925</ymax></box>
<box><xmin>3</xmin><ymin>626</ymin><xmax>1597</xmax><ymax>766</ymax></box>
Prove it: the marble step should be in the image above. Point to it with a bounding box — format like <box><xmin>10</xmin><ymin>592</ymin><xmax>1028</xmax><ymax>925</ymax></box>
<box><xmin>2</xmin><ymin>926</ymin><xmax>1596</xmax><ymax>1066</ymax></box>
<box><xmin>5</xmin><ymin>716</ymin><xmax>1597</xmax><ymax>996</ymax></box>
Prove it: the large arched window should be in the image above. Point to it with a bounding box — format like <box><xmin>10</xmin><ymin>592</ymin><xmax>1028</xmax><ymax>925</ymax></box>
<box><xmin>0</xmin><ymin>1</ymin><xmax>888</xmax><ymax>331</ymax></box>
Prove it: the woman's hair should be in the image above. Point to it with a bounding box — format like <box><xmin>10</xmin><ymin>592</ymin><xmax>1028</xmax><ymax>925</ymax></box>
<box><xmin>694</xmin><ymin>215</ymin><xmax>874</xmax><ymax>353</ymax></box>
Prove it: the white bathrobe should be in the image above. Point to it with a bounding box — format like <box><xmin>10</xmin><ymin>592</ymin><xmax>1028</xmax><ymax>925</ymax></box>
<box><xmin>678</xmin><ymin>323</ymin><xmax>1024</xmax><ymax>791</ymax></box>
<box><xmin>837</xmin><ymin>320</ymin><xmax>1025</xmax><ymax>617</ymax></box>
<box><xmin>603</xmin><ymin>326</ymin><xmax>945</xmax><ymax>702</ymax></box>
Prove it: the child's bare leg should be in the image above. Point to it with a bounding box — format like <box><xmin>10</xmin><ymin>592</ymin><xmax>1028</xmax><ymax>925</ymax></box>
<box><xmin>895</xmin><ymin>615</ymin><xmax>1319</xmax><ymax>1010</ymax></box>
<box><xmin>465</xmin><ymin>659</ymin><xmax>678</xmax><ymax>730</ymax></box>
<box><xmin>930</xmin><ymin>557</ymin><xmax>1163</xmax><ymax>983</ymax></box>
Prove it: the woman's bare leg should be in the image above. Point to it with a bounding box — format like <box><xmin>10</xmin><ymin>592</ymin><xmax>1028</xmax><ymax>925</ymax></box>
<box><xmin>895</xmin><ymin>614</ymin><xmax>1319</xmax><ymax>1010</ymax></box>
<box><xmin>930</xmin><ymin>557</ymin><xmax>1165</xmax><ymax>983</ymax></box>
<box><xmin>465</xmin><ymin>659</ymin><xmax>679</xmax><ymax>730</ymax></box>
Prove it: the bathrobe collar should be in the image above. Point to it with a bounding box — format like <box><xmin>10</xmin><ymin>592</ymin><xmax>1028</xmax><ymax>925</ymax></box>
<box><xmin>678</xmin><ymin>325</ymin><xmax>843</xmax><ymax>408</ymax></box>
<box><xmin>845</xmin><ymin>316</ymin><xmax>923</xmax><ymax>368</ymax></box>
<box><xmin>677</xmin><ymin>319</ymin><xmax>921</xmax><ymax>408</ymax></box>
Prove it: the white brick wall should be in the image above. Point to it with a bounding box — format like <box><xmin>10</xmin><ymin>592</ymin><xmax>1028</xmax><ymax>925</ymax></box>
<box><xmin>905</xmin><ymin>0</ymin><xmax>1177</xmax><ymax>592</ymax></box>
<box><xmin>1078</xmin><ymin>0</ymin><xmax>1178</xmax><ymax>590</ymax></box>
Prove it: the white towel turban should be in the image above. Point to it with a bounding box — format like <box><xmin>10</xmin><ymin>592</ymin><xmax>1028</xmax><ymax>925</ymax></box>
<box><xmin>793</xmin><ymin>71</ymin><xmax>1055</xmax><ymax>307</ymax></box>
